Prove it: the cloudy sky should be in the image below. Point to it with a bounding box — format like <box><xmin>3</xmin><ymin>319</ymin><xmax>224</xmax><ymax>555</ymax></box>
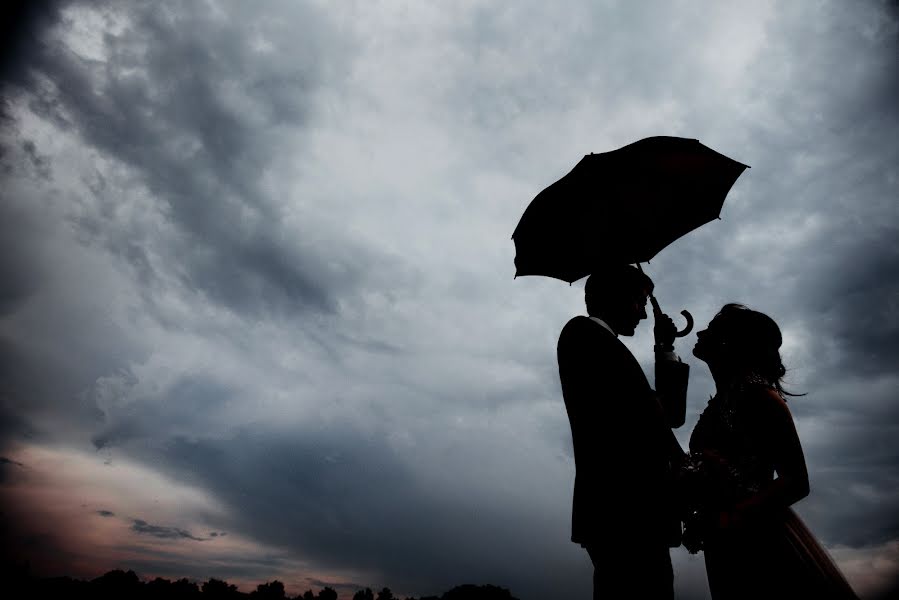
<box><xmin>1</xmin><ymin>1</ymin><xmax>897</xmax><ymax>598</ymax></box>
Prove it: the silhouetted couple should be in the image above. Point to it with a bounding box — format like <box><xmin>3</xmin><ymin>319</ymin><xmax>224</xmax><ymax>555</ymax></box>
<box><xmin>557</xmin><ymin>264</ymin><xmax>858</xmax><ymax>600</ymax></box>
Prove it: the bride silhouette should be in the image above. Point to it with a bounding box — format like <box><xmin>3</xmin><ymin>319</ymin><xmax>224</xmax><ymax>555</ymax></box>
<box><xmin>679</xmin><ymin>304</ymin><xmax>859</xmax><ymax>600</ymax></box>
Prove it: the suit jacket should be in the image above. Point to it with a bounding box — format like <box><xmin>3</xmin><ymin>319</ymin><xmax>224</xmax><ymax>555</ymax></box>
<box><xmin>557</xmin><ymin>315</ymin><xmax>688</xmax><ymax>547</ymax></box>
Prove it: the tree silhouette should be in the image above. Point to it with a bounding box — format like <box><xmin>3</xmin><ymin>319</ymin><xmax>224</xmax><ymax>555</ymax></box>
<box><xmin>376</xmin><ymin>587</ymin><xmax>395</xmax><ymax>600</ymax></box>
<box><xmin>1</xmin><ymin>563</ymin><xmax>521</xmax><ymax>600</ymax></box>
<box><xmin>353</xmin><ymin>588</ymin><xmax>375</xmax><ymax>600</ymax></box>
<box><xmin>202</xmin><ymin>577</ymin><xmax>241</xmax><ymax>598</ymax></box>
<box><xmin>174</xmin><ymin>577</ymin><xmax>202</xmax><ymax>597</ymax></box>
<box><xmin>318</xmin><ymin>586</ymin><xmax>338</xmax><ymax>600</ymax></box>
<box><xmin>92</xmin><ymin>568</ymin><xmax>143</xmax><ymax>599</ymax></box>
<box><xmin>253</xmin><ymin>580</ymin><xmax>286</xmax><ymax>599</ymax></box>
<box><xmin>147</xmin><ymin>577</ymin><xmax>171</xmax><ymax>590</ymax></box>
<box><xmin>146</xmin><ymin>576</ymin><xmax>200</xmax><ymax>598</ymax></box>
<box><xmin>441</xmin><ymin>584</ymin><xmax>518</xmax><ymax>600</ymax></box>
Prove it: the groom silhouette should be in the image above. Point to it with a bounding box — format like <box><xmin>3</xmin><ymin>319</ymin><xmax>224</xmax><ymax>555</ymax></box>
<box><xmin>557</xmin><ymin>264</ymin><xmax>688</xmax><ymax>600</ymax></box>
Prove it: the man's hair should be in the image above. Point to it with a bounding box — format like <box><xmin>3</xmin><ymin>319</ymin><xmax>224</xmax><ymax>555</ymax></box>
<box><xmin>584</xmin><ymin>264</ymin><xmax>653</xmax><ymax>315</ymax></box>
<box><xmin>585</xmin><ymin>264</ymin><xmax>653</xmax><ymax>297</ymax></box>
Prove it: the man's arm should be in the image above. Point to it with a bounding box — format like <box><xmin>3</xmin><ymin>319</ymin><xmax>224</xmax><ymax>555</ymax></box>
<box><xmin>653</xmin><ymin>312</ymin><xmax>689</xmax><ymax>428</ymax></box>
<box><xmin>655</xmin><ymin>359</ymin><xmax>688</xmax><ymax>428</ymax></box>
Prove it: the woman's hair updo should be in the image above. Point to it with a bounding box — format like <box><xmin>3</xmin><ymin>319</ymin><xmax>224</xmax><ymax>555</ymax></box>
<box><xmin>713</xmin><ymin>303</ymin><xmax>798</xmax><ymax>397</ymax></box>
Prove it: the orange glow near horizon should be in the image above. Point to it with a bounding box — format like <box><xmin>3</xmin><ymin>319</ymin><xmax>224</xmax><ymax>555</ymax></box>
<box><xmin>0</xmin><ymin>442</ymin><xmax>371</xmax><ymax>597</ymax></box>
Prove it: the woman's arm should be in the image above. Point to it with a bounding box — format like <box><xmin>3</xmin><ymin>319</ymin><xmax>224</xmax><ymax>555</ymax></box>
<box><xmin>722</xmin><ymin>389</ymin><xmax>809</xmax><ymax>528</ymax></box>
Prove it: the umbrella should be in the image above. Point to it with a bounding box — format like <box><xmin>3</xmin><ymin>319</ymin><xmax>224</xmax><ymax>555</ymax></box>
<box><xmin>512</xmin><ymin>136</ymin><xmax>749</xmax><ymax>283</ymax></box>
<box><xmin>512</xmin><ymin>136</ymin><xmax>749</xmax><ymax>335</ymax></box>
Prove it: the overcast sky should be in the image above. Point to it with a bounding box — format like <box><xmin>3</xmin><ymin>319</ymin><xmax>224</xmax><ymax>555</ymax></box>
<box><xmin>1</xmin><ymin>1</ymin><xmax>897</xmax><ymax>599</ymax></box>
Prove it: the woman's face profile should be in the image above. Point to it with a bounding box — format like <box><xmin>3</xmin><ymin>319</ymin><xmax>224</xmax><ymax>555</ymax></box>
<box><xmin>693</xmin><ymin>315</ymin><xmax>728</xmax><ymax>362</ymax></box>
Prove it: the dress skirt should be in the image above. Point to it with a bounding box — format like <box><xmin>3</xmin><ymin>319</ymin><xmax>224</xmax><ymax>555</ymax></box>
<box><xmin>703</xmin><ymin>508</ymin><xmax>858</xmax><ymax>600</ymax></box>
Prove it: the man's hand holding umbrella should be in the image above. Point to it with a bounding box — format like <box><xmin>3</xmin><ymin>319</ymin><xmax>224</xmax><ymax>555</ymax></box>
<box><xmin>653</xmin><ymin>308</ymin><xmax>679</xmax><ymax>354</ymax></box>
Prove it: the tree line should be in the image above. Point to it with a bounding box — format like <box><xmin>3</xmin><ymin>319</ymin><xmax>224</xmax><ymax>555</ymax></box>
<box><xmin>3</xmin><ymin>563</ymin><xmax>519</xmax><ymax>600</ymax></box>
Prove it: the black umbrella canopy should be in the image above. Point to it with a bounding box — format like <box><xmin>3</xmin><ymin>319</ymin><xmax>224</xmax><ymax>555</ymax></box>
<box><xmin>512</xmin><ymin>136</ymin><xmax>750</xmax><ymax>283</ymax></box>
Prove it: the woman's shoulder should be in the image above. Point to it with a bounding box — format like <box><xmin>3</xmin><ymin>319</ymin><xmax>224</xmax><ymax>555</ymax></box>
<box><xmin>738</xmin><ymin>382</ymin><xmax>792</xmax><ymax>421</ymax></box>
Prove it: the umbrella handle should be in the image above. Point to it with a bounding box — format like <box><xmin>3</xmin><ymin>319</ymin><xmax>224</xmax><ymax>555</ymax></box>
<box><xmin>640</xmin><ymin>266</ymin><xmax>693</xmax><ymax>337</ymax></box>
<box><xmin>649</xmin><ymin>296</ymin><xmax>694</xmax><ymax>337</ymax></box>
<box><xmin>674</xmin><ymin>310</ymin><xmax>694</xmax><ymax>337</ymax></box>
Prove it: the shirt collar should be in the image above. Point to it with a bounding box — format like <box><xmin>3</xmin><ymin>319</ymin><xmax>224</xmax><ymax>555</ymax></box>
<box><xmin>588</xmin><ymin>316</ymin><xmax>617</xmax><ymax>337</ymax></box>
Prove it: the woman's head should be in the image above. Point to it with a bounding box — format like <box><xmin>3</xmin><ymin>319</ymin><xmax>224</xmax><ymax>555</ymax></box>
<box><xmin>694</xmin><ymin>304</ymin><xmax>790</xmax><ymax>392</ymax></box>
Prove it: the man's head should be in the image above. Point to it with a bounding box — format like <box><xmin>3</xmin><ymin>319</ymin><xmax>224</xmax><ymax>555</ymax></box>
<box><xmin>584</xmin><ymin>264</ymin><xmax>653</xmax><ymax>336</ymax></box>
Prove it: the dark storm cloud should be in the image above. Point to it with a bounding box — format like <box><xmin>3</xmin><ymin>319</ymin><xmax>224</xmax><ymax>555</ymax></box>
<box><xmin>153</xmin><ymin>428</ymin><xmax>439</xmax><ymax>573</ymax></box>
<box><xmin>0</xmin><ymin>0</ymin><xmax>67</xmax><ymax>84</ymax></box>
<box><xmin>448</xmin><ymin>1</ymin><xmax>711</xmax><ymax>130</ymax></box>
<box><xmin>0</xmin><ymin>326</ymin><xmax>105</xmax><ymax>437</ymax></box>
<box><xmin>91</xmin><ymin>374</ymin><xmax>233</xmax><ymax>450</ymax></box>
<box><xmin>20</xmin><ymin>140</ymin><xmax>52</xmax><ymax>180</ymax></box>
<box><xmin>0</xmin><ymin>456</ymin><xmax>25</xmax><ymax>483</ymax></box>
<box><xmin>0</xmin><ymin>0</ymin><xmax>396</xmax><ymax>453</ymax></box>
<box><xmin>131</xmin><ymin>519</ymin><xmax>207</xmax><ymax>541</ymax></box>
<box><xmin>808</xmin><ymin>239</ymin><xmax>899</xmax><ymax>377</ymax></box>
<box><xmin>122</xmin><ymin>423</ymin><xmax>577</xmax><ymax>599</ymax></box>
<box><xmin>0</xmin><ymin>175</ymin><xmax>47</xmax><ymax>319</ymax></box>
<box><xmin>804</xmin><ymin>463</ymin><xmax>899</xmax><ymax>548</ymax></box>
<box><xmin>2</xmin><ymin>0</ymin><xmax>360</xmax><ymax>319</ymax></box>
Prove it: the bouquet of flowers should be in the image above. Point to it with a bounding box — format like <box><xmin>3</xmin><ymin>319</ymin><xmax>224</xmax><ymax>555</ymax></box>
<box><xmin>675</xmin><ymin>449</ymin><xmax>758</xmax><ymax>553</ymax></box>
<box><xmin>677</xmin><ymin>452</ymin><xmax>713</xmax><ymax>554</ymax></box>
